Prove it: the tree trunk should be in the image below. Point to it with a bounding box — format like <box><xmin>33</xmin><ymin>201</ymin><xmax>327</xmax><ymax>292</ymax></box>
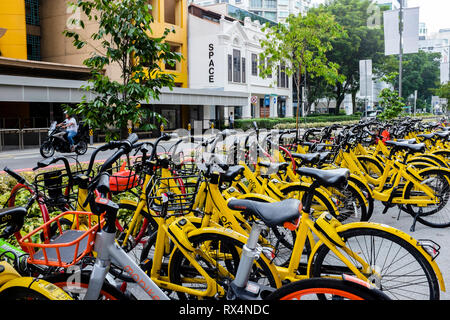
<box><xmin>351</xmin><ymin>90</ymin><xmax>357</xmax><ymax>114</ymax></box>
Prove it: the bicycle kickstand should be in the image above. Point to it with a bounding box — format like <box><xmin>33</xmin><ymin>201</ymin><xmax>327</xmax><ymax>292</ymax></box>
<box><xmin>409</xmin><ymin>208</ymin><xmax>422</xmax><ymax>232</ymax></box>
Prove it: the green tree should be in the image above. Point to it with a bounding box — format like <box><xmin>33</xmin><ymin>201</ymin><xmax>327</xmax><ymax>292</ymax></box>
<box><xmin>259</xmin><ymin>10</ymin><xmax>346</xmax><ymax>129</ymax></box>
<box><xmin>377</xmin><ymin>73</ymin><xmax>406</xmax><ymax>120</ymax></box>
<box><xmin>380</xmin><ymin>51</ymin><xmax>441</xmax><ymax>104</ymax></box>
<box><xmin>64</xmin><ymin>0</ymin><xmax>181</xmax><ymax>140</ymax></box>
<box><xmin>310</xmin><ymin>0</ymin><xmax>386</xmax><ymax>115</ymax></box>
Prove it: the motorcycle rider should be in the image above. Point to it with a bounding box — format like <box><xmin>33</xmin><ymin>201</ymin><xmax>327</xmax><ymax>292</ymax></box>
<box><xmin>56</xmin><ymin>112</ymin><xmax>78</xmax><ymax>152</ymax></box>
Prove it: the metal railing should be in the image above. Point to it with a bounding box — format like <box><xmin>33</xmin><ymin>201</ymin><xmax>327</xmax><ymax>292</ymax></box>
<box><xmin>0</xmin><ymin>128</ymin><xmax>48</xmax><ymax>151</ymax></box>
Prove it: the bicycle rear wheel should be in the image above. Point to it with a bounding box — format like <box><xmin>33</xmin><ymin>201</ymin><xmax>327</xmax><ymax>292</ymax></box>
<box><xmin>265</xmin><ymin>277</ymin><xmax>390</xmax><ymax>300</ymax></box>
<box><xmin>311</xmin><ymin>227</ymin><xmax>440</xmax><ymax>300</ymax></box>
<box><xmin>404</xmin><ymin>169</ymin><xmax>450</xmax><ymax>228</ymax></box>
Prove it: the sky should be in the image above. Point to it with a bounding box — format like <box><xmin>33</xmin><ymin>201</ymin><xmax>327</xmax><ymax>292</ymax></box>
<box><xmin>310</xmin><ymin>0</ymin><xmax>450</xmax><ymax>35</ymax></box>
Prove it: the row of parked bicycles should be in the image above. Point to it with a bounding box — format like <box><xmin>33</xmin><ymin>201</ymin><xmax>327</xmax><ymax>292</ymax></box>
<box><xmin>0</xmin><ymin>117</ymin><xmax>448</xmax><ymax>301</ymax></box>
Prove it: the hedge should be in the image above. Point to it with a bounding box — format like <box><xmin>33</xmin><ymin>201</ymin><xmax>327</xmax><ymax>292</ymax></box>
<box><xmin>234</xmin><ymin>114</ymin><xmax>361</xmax><ymax>130</ymax></box>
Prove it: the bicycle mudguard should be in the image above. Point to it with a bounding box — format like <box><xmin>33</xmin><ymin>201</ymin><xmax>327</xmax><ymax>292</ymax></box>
<box><xmin>402</xmin><ymin>166</ymin><xmax>450</xmax><ymax>199</ymax></box>
<box><xmin>408</xmin><ymin>155</ymin><xmax>446</xmax><ymax>168</ymax></box>
<box><xmin>185</xmin><ymin>227</ymin><xmax>282</xmax><ymax>288</ymax></box>
<box><xmin>356</xmin><ymin>155</ymin><xmax>385</xmax><ymax>169</ymax></box>
<box><xmin>348</xmin><ymin>173</ymin><xmax>373</xmax><ymax>198</ymax></box>
<box><xmin>0</xmin><ymin>277</ymin><xmax>73</xmax><ymax>300</ymax></box>
<box><xmin>277</xmin><ymin>181</ymin><xmax>338</xmax><ymax>213</ymax></box>
<box><xmin>308</xmin><ymin>222</ymin><xmax>445</xmax><ymax>292</ymax></box>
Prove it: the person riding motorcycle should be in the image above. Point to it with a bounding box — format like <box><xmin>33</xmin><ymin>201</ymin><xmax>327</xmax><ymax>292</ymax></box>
<box><xmin>56</xmin><ymin>112</ymin><xmax>78</xmax><ymax>152</ymax></box>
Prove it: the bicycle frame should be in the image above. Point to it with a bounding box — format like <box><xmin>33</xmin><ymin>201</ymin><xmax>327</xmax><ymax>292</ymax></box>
<box><xmin>84</xmin><ymin>227</ymin><xmax>170</xmax><ymax>300</ymax></box>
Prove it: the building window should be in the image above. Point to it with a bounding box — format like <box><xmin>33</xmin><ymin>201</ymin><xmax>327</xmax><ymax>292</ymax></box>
<box><xmin>242</xmin><ymin>57</ymin><xmax>246</xmax><ymax>83</ymax></box>
<box><xmin>27</xmin><ymin>34</ymin><xmax>41</xmax><ymax>61</ymax></box>
<box><xmin>165</xmin><ymin>0</ymin><xmax>181</xmax><ymax>26</ymax></box>
<box><xmin>228</xmin><ymin>54</ymin><xmax>233</xmax><ymax>81</ymax></box>
<box><xmin>233</xmin><ymin>49</ymin><xmax>241</xmax><ymax>82</ymax></box>
<box><xmin>278</xmin><ymin>0</ymin><xmax>289</xmax><ymax>5</ymax></box>
<box><xmin>250</xmin><ymin>0</ymin><xmax>263</xmax><ymax>8</ymax></box>
<box><xmin>165</xmin><ymin>43</ymin><xmax>181</xmax><ymax>71</ymax></box>
<box><xmin>259</xmin><ymin>56</ymin><xmax>265</xmax><ymax>76</ymax></box>
<box><xmin>278</xmin><ymin>11</ymin><xmax>289</xmax><ymax>18</ymax></box>
<box><xmin>264</xmin><ymin>0</ymin><xmax>276</xmax><ymax>9</ymax></box>
<box><xmin>251</xmin><ymin>53</ymin><xmax>258</xmax><ymax>76</ymax></box>
<box><xmin>25</xmin><ymin>0</ymin><xmax>40</xmax><ymax>26</ymax></box>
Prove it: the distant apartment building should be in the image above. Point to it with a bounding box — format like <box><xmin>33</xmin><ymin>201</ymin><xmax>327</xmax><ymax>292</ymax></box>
<box><xmin>190</xmin><ymin>0</ymin><xmax>311</xmax><ymax>22</ymax></box>
<box><xmin>418</xmin><ymin>23</ymin><xmax>450</xmax><ymax>84</ymax></box>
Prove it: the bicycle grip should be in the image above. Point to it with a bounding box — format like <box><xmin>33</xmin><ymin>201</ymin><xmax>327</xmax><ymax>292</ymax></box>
<box><xmin>125</xmin><ymin>133</ymin><xmax>139</xmax><ymax>146</ymax></box>
<box><xmin>96</xmin><ymin>172</ymin><xmax>110</xmax><ymax>195</ymax></box>
<box><xmin>3</xmin><ymin>167</ymin><xmax>26</xmax><ymax>185</ymax></box>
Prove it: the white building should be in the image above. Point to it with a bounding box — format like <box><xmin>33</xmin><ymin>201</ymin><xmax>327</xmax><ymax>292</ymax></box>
<box><xmin>190</xmin><ymin>0</ymin><xmax>311</xmax><ymax>22</ymax></box>
<box><xmin>188</xmin><ymin>4</ymin><xmax>293</xmax><ymax>121</ymax></box>
<box><xmin>418</xmin><ymin>23</ymin><xmax>450</xmax><ymax>83</ymax></box>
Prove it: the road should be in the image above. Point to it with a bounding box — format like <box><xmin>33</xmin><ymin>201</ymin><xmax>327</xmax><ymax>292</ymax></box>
<box><xmin>0</xmin><ymin>138</ymin><xmax>178</xmax><ymax>172</ymax></box>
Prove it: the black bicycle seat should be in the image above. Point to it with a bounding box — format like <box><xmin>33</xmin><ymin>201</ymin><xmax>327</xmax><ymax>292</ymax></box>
<box><xmin>221</xmin><ymin>165</ymin><xmax>244</xmax><ymax>182</ymax></box>
<box><xmin>295</xmin><ymin>167</ymin><xmax>350</xmax><ymax>188</ymax></box>
<box><xmin>385</xmin><ymin>141</ymin><xmax>426</xmax><ymax>153</ymax></box>
<box><xmin>258</xmin><ymin>161</ymin><xmax>289</xmax><ymax>172</ymax></box>
<box><xmin>416</xmin><ymin>133</ymin><xmax>436</xmax><ymax>140</ymax></box>
<box><xmin>291</xmin><ymin>153</ymin><xmax>320</xmax><ymax>164</ymax></box>
<box><xmin>227</xmin><ymin>198</ymin><xmax>301</xmax><ymax>228</ymax></box>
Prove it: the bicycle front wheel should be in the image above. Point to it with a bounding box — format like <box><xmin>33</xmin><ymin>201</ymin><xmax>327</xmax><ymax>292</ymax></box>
<box><xmin>169</xmin><ymin>232</ymin><xmax>279</xmax><ymax>300</ymax></box>
<box><xmin>311</xmin><ymin>227</ymin><xmax>440</xmax><ymax>300</ymax></box>
<box><xmin>0</xmin><ymin>278</ymin><xmax>72</xmax><ymax>300</ymax></box>
<box><xmin>266</xmin><ymin>277</ymin><xmax>390</xmax><ymax>300</ymax></box>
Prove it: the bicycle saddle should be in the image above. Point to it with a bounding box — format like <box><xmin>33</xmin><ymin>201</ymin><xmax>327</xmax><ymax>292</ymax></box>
<box><xmin>396</xmin><ymin>138</ymin><xmax>416</xmax><ymax>144</ymax></box>
<box><xmin>295</xmin><ymin>167</ymin><xmax>349</xmax><ymax>188</ymax></box>
<box><xmin>385</xmin><ymin>141</ymin><xmax>426</xmax><ymax>153</ymax></box>
<box><xmin>291</xmin><ymin>152</ymin><xmax>320</xmax><ymax>164</ymax></box>
<box><xmin>221</xmin><ymin>165</ymin><xmax>244</xmax><ymax>182</ymax></box>
<box><xmin>227</xmin><ymin>198</ymin><xmax>301</xmax><ymax>228</ymax></box>
<box><xmin>416</xmin><ymin>133</ymin><xmax>435</xmax><ymax>140</ymax></box>
<box><xmin>435</xmin><ymin>131</ymin><xmax>450</xmax><ymax>139</ymax></box>
<box><xmin>258</xmin><ymin>161</ymin><xmax>289</xmax><ymax>172</ymax></box>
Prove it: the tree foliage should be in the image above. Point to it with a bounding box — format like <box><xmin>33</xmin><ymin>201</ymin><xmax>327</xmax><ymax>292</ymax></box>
<box><xmin>377</xmin><ymin>73</ymin><xmax>406</xmax><ymax>120</ymax></box>
<box><xmin>310</xmin><ymin>0</ymin><xmax>386</xmax><ymax>114</ymax></box>
<box><xmin>64</xmin><ymin>0</ymin><xmax>181</xmax><ymax>140</ymax></box>
<box><xmin>258</xmin><ymin>10</ymin><xmax>346</xmax><ymax>128</ymax></box>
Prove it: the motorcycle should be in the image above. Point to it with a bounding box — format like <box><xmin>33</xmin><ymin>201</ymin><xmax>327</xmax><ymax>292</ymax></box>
<box><xmin>40</xmin><ymin>121</ymin><xmax>89</xmax><ymax>158</ymax></box>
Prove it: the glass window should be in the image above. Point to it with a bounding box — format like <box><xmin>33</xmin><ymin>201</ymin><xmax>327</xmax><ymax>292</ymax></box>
<box><xmin>25</xmin><ymin>0</ymin><xmax>40</xmax><ymax>26</ymax></box>
<box><xmin>242</xmin><ymin>57</ymin><xmax>246</xmax><ymax>83</ymax></box>
<box><xmin>228</xmin><ymin>54</ymin><xmax>233</xmax><ymax>82</ymax></box>
<box><xmin>27</xmin><ymin>35</ymin><xmax>41</xmax><ymax>61</ymax></box>
<box><xmin>233</xmin><ymin>49</ymin><xmax>241</xmax><ymax>82</ymax></box>
<box><xmin>278</xmin><ymin>0</ymin><xmax>289</xmax><ymax>5</ymax></box>
<box><xmin>250</xmin><ymin>0</ymin><xmax>263</xmax><ymax>8</ymax></box>
<box><xmin>264</xmin><ymin>0</ymin><xmax>277</xmax><ymax>8</ymax></box>
<box><xmin>263</xmin><ymin>11</ymin><xmax>277</xmax><ymax>20</ymax></box>
<box><xmin>278</xmin><ymin>11</ymin><xmax>289</xmax><ymax>18</ymax></box>
<box><xmin>251</xmin><ymin>53</ymin><xmax>258</xmax><ymax>76</ymax></box>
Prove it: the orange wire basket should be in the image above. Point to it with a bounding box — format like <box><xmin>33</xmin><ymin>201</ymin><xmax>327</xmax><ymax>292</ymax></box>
<box><xmin>19</xmin><ymin>211</ymin><xmax>102</xmax><ymax>268</ymax></box>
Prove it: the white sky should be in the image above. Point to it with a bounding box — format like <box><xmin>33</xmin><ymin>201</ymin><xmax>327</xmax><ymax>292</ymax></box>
<box><xmin>310</xmin><ymin>0</ymin><xmax>450</xmax><ymax>35</ymax></box>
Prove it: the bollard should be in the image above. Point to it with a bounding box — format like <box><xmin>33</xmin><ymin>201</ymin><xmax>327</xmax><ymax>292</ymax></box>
<box><xmin>89</xmin><ymin>128</ymin><xmax>94</xmax><ymax>145</ymax></box>
<box><xmin>160</xmin><ymin>124</ymin><xmax>164</xmax><ymax>137</ymax></box>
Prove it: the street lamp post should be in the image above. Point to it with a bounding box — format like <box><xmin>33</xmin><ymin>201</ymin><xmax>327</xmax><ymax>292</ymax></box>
<box><xmin>398</xmin><ymin>0</ymin><xmax>404</xmax><ymax>98</ymax></box>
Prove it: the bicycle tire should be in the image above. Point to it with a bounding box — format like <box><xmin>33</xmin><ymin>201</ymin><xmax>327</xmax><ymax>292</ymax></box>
<box><xmin>168</xmin><ymin>232</ymin><xmax>279</xmax><ymax>300</ymax></box>
<box><xmin>43</xmin><ymin>271</ymin><xmax>134</xmax><ymax>300</ymax></box>
<box><xmin>265</xmin><ymin>277</ymin><xmax>390</xmax><ymax>300</ymax></box>
<box><xmin>311</xmin><ymin>227</ymin><xmax>440</xmax><ymax>300</ymax></box>
<box><xmin>404</xmin><ymin>169</ymin><xmax>450</xmax><ymax>228</ymax></box>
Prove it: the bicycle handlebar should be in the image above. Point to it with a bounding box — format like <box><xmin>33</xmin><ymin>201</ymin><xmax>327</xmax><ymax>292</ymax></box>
<box><xmin>3</xmin><ymin>167</ymin><xmax>27</xmax><ymax>185</ymax></box>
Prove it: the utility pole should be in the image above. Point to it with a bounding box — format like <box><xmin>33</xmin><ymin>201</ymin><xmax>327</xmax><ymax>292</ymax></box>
<box><xmin>398</xmin><ymin>0</ymin><xmax>404</xmax><ymax>98</ymax></box>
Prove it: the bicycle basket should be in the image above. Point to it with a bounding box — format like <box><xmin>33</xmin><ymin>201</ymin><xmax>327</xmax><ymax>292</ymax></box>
<box><xmin>19</xmin><ymin>211</ymin><xmax>102</xmax><ymax>268</ymax></box>
<box><xmin>108</xmin><ymin>160</ymin><xmax>143</xmax><ymax>192</ymax></box>
<box><xmin>146</xmin><ymin>173</ymin><xmax>202</xmax><ymax>217</ymax></box>
<box><xmin>34</xmin><ymin>169</ymin><xmax>79</xmax><ymax>208</ymax></box>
